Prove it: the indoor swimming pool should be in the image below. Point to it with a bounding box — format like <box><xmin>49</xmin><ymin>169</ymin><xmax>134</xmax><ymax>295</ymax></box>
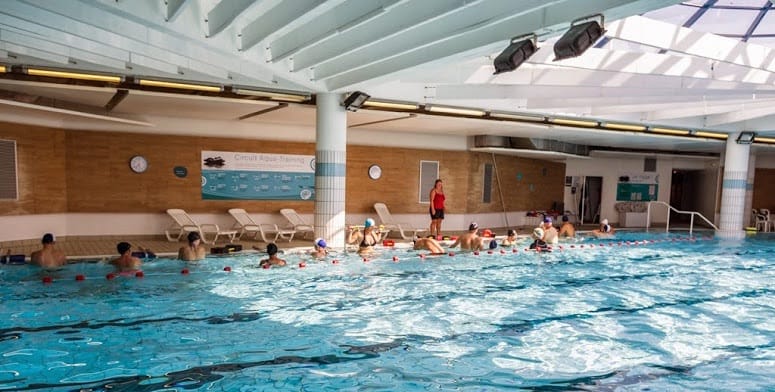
<box><xmin>0</xmin><ymin>232</ymin><xmax>773</xmax><ymax>391</ymax></box>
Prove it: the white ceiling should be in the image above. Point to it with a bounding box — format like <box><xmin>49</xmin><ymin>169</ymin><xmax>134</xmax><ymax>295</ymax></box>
<box><xmin>1</xmin><ymin>0</ymin><xmax>775</xmax><ymax>158</ymax></box>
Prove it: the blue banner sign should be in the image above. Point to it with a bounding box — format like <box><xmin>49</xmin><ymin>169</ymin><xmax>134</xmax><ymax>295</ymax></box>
<box><xmin>201</xmin><ymin>151</ymin><xmax>315</xmax><ymax>200</ymax></box>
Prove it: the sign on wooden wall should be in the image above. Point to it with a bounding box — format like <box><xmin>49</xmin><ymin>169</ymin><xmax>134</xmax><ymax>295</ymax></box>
<box><xmin>201</xmin><ymin>150</ymin><xmax>315</xmax><ymax>200</ymax></box>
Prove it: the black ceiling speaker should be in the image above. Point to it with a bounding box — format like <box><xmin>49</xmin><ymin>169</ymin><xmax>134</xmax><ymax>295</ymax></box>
<box><xmin>736</xmin><ymin>131</ymin><xmax>756</xmax><ymax>144</ymax></box>
<box><xmin>342</xmin><ymin>91</ymin><xmax>371</xmax><ymax>112</ymax></box>
<box><xmin>554</xmin><ymin>14</ymin><xmax>606</xmax><ymax>61</ymax></box>
<box><xmin>493</xmin><ymin>34</ymin><xmax>538</xmax><ymax>75</ymax></box>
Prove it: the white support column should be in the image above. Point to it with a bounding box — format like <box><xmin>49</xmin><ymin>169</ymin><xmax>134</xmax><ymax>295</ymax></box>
<box><xmin>718</xmin><ymin>133</ymin><xmax>752</xmax><ymax>239</ymax></box>
<box><xmin>744</xmin><ymin>153</ymin><xmax>756</xmax><ymax>227</ymax></box>
<box><xmin>314</xmin><ymin>93</ymin><xmax>347</xmax><ymax>248</ymax></box>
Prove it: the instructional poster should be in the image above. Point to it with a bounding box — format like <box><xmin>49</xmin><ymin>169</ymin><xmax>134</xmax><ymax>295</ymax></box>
<box><xmin>201</xmin><ymin>150</ymin><xmax>315</xmax><ymax>200</ymax></box>
<box><xmin>616</xmin><ymin>173</ymin><xmax>658</xmax><ymax>201</ymax></box>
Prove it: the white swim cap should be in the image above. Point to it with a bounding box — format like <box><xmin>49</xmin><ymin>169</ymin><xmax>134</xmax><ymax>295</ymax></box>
<box><xmin>601</xmin><ymin>219</ymin><xmax>609</xmax><ymax>225</ymax></box>
<box><xmin>533</xmin><ymin>227</ymin><xmax>544</xmax><ymax>239</ymax></box>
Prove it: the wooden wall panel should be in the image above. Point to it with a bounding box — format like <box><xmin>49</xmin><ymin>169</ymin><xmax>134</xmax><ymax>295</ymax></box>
<box><xmin>345</xmin><ymin>146</ymin><xmax>469</xmax><ymax>214</ymax></box>
<box><xmin>752</xmin><ymin>168</ymin><xmax>775</xmax><ymax>211</ymax></box>
<box><xmin>3</xmin><ymin>124</ymin><xmax>566</xmax><ymax>216</ymax></box>
<box><xmin>0</xmin><ymin>122</ymin><xmax>67</xmax><ymax>215</ymax></box>
<box><xmin>65</xmin><ymin>131</ymin><xmax>316</xmax><ymax>213</ymax></box>
<box><xmin>465</xmin><ymin>153</ymin><xmax>565</xmax><ymax>213</ymax></box>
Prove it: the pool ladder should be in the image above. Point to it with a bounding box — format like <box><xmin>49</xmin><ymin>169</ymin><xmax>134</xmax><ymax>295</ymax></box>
<box><xmin>645</xmin><ymin>201</ymin><xmax>719</xmax><ymax>235</ymax></box>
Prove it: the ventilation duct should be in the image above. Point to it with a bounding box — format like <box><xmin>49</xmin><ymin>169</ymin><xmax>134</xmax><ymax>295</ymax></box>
<box><xmin>473</xmin><ymin>135</ymin><xmax>589</xmax><ymax>157</ymax></box>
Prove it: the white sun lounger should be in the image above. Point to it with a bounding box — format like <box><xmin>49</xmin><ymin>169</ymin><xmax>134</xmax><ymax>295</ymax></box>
<box><xmin>373</xmin><ymin>202</ymin><xmax>428</xmax><ymax>240</ymax></box>
<box><xmin>279</xmin><ymin>208</ymin><xmax>314</xmax><ymax>239</ymax></box>
<box><xmin>228</xmin><ymin>208</ymin><xmax>295</xmax><ymax>242</ymax></box>
<box><xmin>164</xmin><ymin>208</ymin><xmax>237</xmax><ymax>244</ymax></box>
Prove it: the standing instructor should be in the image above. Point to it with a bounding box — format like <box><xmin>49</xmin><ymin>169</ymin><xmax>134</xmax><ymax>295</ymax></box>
<box><xmin>429</xmin><ymin>179</ymin><xmax>445</xmax><ymax>239</ymax></box>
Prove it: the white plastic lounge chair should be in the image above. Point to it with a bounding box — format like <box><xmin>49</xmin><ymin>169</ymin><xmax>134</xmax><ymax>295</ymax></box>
<box><xmin>165</xmin><ymin>209</ymin><xmax>237</xmax><ymax>244</ymax></box>
<box><xmin>279</xmin><ymin>208</ymin><xmax>314</xmax><ymax>238</ymax></box>
<box><xmin>373</xmin><ymin>202</ymin><xmax>428</xmax><ymax>240</ymax></box>
<box><xmin>228</xmin><ymin>208</ymin><xmax>295</xmax><ymax>242</ymax></box>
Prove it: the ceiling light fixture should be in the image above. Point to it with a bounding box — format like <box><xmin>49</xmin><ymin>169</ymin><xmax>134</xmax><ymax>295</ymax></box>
<box><xmin>489</xmin><ymin>112</ymin><xmax>546</xmax><ymax>122</ymax></box>
<box><xmin>693</xmin><ymin>131</ymin><xmax>728</xmax><ymax>140</ymax></box>
<box><xmin>603</xmin><ymin>122</ymin><xmax>646</xmax><ymax>132</ymax></box>
<box><xmin>362</xmin><ymin>99</ymin><xmax>419</xmax><ymax>110</ymax></box>
<box><xmin>139</xmin><ymin>79</ymin><xmax>222</xmax><ymax>92</ymax></box>
<box><xmin>649</xmin><ymin>127</ymin><xmax>691</xmax><ymax>136</ymax></box>
<box><xmin>736</xmin><ymin>131</ymin><xmax>756</xmax><ymax>144</ymax></box>
<box><xmin>342</xmin><ymin>91</ymin><xmax>371</xmax><ymax>111</ymax></box>
<box><xmin>550</xmin><ymin>118</ymin><xmax>599</xmax><ymax>127</ymax></box>
<box><xmin>554</xmin><ymin>14</ymin><xmax>606</xmax><ymax>61</ymax></box>
<box><xmin>26</xmin><ymin>68</ymin><xmax>122</xmax><ymax>83</ymax></box>
<box><xmin>427</xmin><ymin>105</ymin><xmax>486</xmax><ymax>117</ymax></box>
<box><xmin>493</xmin><ymin>33</ymin><xmax>538</xmax><ymax>75</ymax></box>
<box><xmin>235</xmin><ymin>88</ymin><xmax>310</xmax><ymax>102</ymax></box>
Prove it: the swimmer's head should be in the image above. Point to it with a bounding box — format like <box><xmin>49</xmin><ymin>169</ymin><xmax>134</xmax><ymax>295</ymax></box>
<box><xmin>533</xmin><ymin>227</ymin><xmax>544</xmax><ymax>239</ymax></box>
<box><xmin>267</xmin><ymin>243</ymin><xmax>278</xmax><ymax>256</ymax></box>
<box><xmin>117</xmin><ymin>242</ymin><xmax>131</xmax><ymax>255</ymax></box>
<box><xmin>314</xmin><ymin>238</ymin><xmax>327</xmax><ymax>249</ymax></box>
<box><xmin>41</xmin><ymin>233</ymin><xmax>55</xmax><ymax>244</ymax></box>
<box><xmin>364</xmin><ymin>218</ymin><xmax>375</xmax><ymax>228</ymax></box>
<box><xmin>187</xmin><ymin>231</ymin><xmax>201</xmax><ymax>244</ymax></box>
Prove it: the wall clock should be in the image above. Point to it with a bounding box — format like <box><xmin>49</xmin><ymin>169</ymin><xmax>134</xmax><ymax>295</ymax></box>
<box><xmin>368</xmin><ymin>164</ymin><xmax>382</xmax><ymax>180</ymax></box>
<box><xmin>129</xmin><ymin>155</ymin><xmax>148</xmax><ymax>173</ymax></box>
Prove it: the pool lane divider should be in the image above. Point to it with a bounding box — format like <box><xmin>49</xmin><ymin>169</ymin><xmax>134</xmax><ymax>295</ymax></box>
<box><xmin>40</xmin><ymin>237</ymin><xmax>710</xmax><ymax>283</ymax></box>
<box><xmin>40</xmin><ymin>265</ymin><xmax>235</xmax><ymax>284</ymax></box>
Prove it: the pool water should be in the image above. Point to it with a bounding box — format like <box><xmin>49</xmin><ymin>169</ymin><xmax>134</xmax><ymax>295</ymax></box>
<box><xmin>1</xmin><ymin>232</ymin><xmax>773</xmax><ymax>391</ymax></box>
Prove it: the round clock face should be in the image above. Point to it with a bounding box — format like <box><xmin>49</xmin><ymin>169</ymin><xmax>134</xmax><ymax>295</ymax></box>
<box><xmin>129</xmin><ymin>155</ymin><xmax>148</xmax><ymax>173</ymax></box>
<box><xmin>368</xmin><ymin>164</ymin><xmax>382</xmax><ymax>180</ymax></box>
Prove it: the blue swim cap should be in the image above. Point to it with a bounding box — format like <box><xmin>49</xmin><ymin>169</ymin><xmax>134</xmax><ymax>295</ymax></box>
<box><xmin>489</xmin><ymin>240</ymin><xmax>498</xmax><ymax>249</ymax></box>
<box><xmin>364</xmin><ymin>218</ymin><xmax>375</xmax><ymax>228</ymax></box>
<box><xmin>314</xmin><ymin>238</ymin><xmax>327</xmax><ymax>248</ymax></box>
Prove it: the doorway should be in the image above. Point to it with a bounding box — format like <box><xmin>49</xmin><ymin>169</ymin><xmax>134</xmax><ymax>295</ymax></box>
<box><xmin>579</xmin><ymin>176</ymin><xmax>603</xmax><ymax>225</ymax></box>
<box><xmin>669</xmin><ymin>169</ymin><xmax>717</xmax><ymax>226</ymax></box>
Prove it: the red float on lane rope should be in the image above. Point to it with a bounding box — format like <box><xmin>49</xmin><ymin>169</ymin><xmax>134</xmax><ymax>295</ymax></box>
<box><xmin>75</xmin><ymin>274</ymin><xmax>85</xmax><ymax>281</ymax></box>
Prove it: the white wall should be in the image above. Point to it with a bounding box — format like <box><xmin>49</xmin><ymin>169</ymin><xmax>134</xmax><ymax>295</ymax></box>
<box><xmin>563</xmin><ymin>154</ymin><xmax>718</xmax><ymax>225</ymax></box>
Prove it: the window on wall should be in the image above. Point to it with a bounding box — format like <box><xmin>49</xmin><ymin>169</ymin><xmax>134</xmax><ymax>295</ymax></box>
<box><xmin>419</xmin><ymin>160</ymin><xmax>439</xmax><ymax>203</ymax></box>
<box><xmin>483</xmin><ymin>163</ymin><xmax>493</xmax><ymax>203</ymax></box>
<box><xmin>0</xmin><ymin>139</ymin><xmax>18</xmax><ymax>200</ymax></box>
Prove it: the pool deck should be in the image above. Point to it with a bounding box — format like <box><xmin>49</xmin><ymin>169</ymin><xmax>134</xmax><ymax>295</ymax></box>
<box><xmin>1</xmin><ymin>224</ymin><xmax>709</xmax><ymax>262</ymax></box>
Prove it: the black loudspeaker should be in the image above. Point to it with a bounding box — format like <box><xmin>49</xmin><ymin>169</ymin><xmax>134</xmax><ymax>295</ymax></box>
<box><xmin>493</xmin><ymin>37</ymin><xmax>537</xmax><ymax>75</ymax></box>
<box><xmin>553</xmin><ymin>20</ymin><xmax>605</xmax><ymax>61</ymax></box>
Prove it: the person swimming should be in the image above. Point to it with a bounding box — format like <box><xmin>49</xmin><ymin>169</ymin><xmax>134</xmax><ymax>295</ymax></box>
<box><xmin>348</xmin><ymin>218</ymin><xmax>384</xmax><ymax>255</ymax></box>
<box><xmin>501</xmin><ymin>229</ymin><xmax>518</xmax><ymax>246</ymax></box>
<box><xmin>593</xmin><ymin>218</ymin><xmax>615</xmax><ymax>237</ymax></box>
<box><xmin>529</xmin><ymin>227</ymin><xmax>550</xmax><ymax>251</ymax></box>
<box><xmin>310</xmin><ymin>237</ymin><xmax>329</xmax><ymax>258</ymax></box>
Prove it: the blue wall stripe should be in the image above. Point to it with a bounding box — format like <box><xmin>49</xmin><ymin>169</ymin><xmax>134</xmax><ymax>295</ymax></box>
<box><xmin>316</xmin><ymin>162</ymin><xmax>346</xmax><ymax>177</ymax></box>
<box><xmin>722</xmin><ymin>179</ymin><xmax>748</xmax><ymax>189</ymax></box>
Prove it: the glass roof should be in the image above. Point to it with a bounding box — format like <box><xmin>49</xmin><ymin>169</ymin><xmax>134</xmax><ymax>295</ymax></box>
<box><xmin>643</xmin><ymin>0</ymin><xmax>775</xmax><ymax>44</ymax></box>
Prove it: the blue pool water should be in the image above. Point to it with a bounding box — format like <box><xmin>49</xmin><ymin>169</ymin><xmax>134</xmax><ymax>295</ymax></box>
<box><xmin>1</xmin><ymin>232</ymin><xmax>773</xmax><ymax>391</ymax></box>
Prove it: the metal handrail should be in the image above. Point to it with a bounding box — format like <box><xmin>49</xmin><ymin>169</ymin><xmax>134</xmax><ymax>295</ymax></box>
<box><xmin>646</xmin><ymin>201</ymin><xmax>719</xmax><ymax>235</ymax></box>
